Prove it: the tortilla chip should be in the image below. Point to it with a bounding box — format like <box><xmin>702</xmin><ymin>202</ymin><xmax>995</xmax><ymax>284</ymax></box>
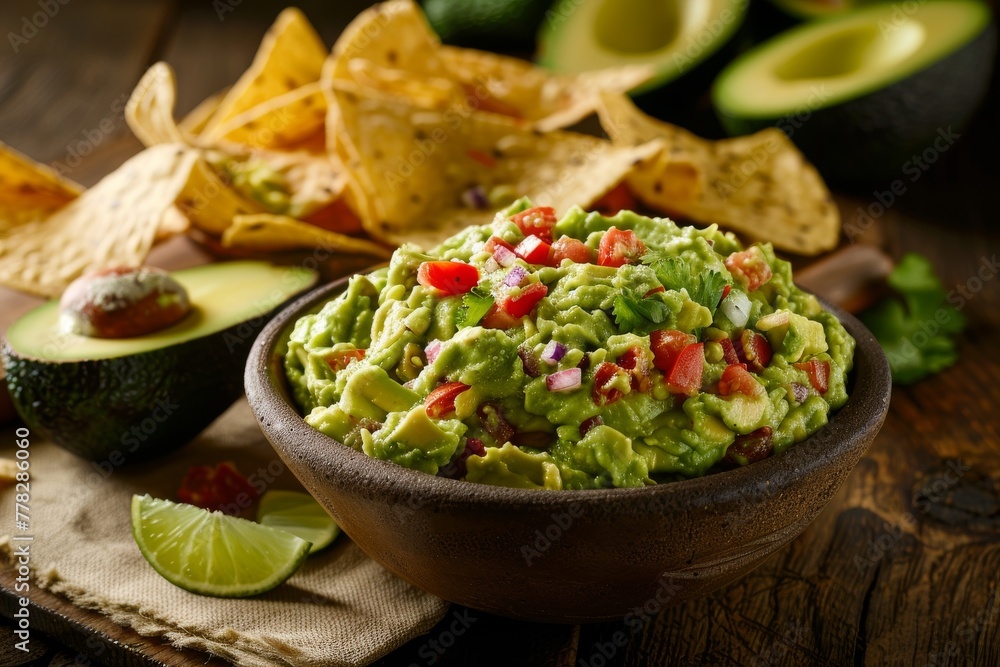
<box><xmin>175</xmin><ymin>159</ymin><xmax>265</xmax><ymax>236</ymax></box>
<box><xmin>0</xmin><ymin>141</ymin><xmax>82</xmax><ymax>233</ymax></box>
<box><xmin>333</xmin><ymin>84</ymin><xmax>662</xmax><ymax>247</ymax></box>
<box><xmin>178</xmin><ymin>87</ymin><xmax>228</xmax><ymax>136</ymax></box>
<box><xmin>201</xmin><ymin>8</ymin><xmax>328</xmax><ymax>141</ymax></box>
<box><xmin>222</xmin><ymin>213</ymin><xmax>391</xmax><ymax>259</ymax></box>
<box><xmin>125</xmin><ymin>63</ymin><xmax>187</xmax><ymax>148</ymax></box>
<box><xmin>0</xmin><ymin>145</ymin><xmax>199</xmax><ymax>297</ymax></box>
<box><xmin>208</xmin><ymin>82</ymin><xmax>327</xmax><ymax>149</ymax></box>
<box><xmin>598</xmin><ymin>93</ymin><xmax>840</xmax><ymax>255</ymax></box>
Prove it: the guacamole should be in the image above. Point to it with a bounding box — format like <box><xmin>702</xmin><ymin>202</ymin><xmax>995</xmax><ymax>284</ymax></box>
<box><xmin>285</xmin><ymin>200</ymin><xmax>855</xmax><ymax>490</ymax></box>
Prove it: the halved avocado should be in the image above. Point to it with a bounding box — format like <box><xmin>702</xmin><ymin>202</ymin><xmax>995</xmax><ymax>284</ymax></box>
<box><xmin>713</xmin><ymin>0</ymin><xmax>996</xmax><ymax>183</ymax></box>
<box><xmin>766</xmin><ymin>0</ymin><xmax>886</xmax><ymax>21</ymax></box>
<box><xmin>538</xmin><ymin>0</ymin><xmax>748</xmax><ymax>117</ymax></box>
<box><xmin>2</xmin><ymin>261</ymin><xmax>317</xmax><ymax>463</ymax></box>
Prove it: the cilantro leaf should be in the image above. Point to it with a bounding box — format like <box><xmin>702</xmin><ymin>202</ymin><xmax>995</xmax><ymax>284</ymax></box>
<box><xmin>861</xmin><ymin>253</ymin><xmax>965</xmax><ymax>385</ymax></box>
<box><xmin>613</xmin><ymin>292</ymin><xmax>669</xmax><ymax>334</ymax></box>
<box><xmin>457</xmin><ymin>286</ymin><xmax>494</xmax><ymax>328</ymax></box>
<box><xmin>642</xmin><ymin>252</ymin><xmax>729</xmax><ymax>313</ymax></box>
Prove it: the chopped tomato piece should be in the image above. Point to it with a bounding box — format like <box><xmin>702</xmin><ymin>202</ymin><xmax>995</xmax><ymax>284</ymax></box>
<box><xmin>177</xmin><ymin>462</ymin><xmax>259</xmax><ymax>513</ymax></box>
<box><xmin>425</xmin><ymin>382</ymin><xmax>471</xmax><ymax>418</ymax></box>
<box><xmin>666</xmin><ymin>343</ymin><xmax>704</xmax><ymax>396</ymax></box>
<box><xmin>501</xmin><ymin>282</ymin><xmax>548</xmax><ymax>318</ymax></box>
<box><xmin>592</xmin><ymin>361</ymin><xmax>630</xmax><ymax>406</ymax></box>
<box><xmin>510</xmin><ymin>206</ymin><xmax>557</xmax><ymax>242</ymax></box>
<box><xmin>617</xmin><ymin>346</ymin><xmax>652</xmax><ymax>392</ymax></box>
<box><xmin>725</xmin><ymin>246</ymin><xmax>773</xmax><ymax>292</ymax></box>
<box><xmin>417</xmin><ymin>261</ymin><xmax>479</xmax><ymax>295</ymax></box>
<box><xmin>303</xmin><ymin>199</ymin><xmax>363</xmax><ymax>235</ymax></box>
<box><xmin>592</xmin><ymin>182</ymin><xmax>639</xmax><ymax>216</ymax></box>
<box><xmin>719</xmin><ymin>338</ymin><xmax>740</xmax><ymax>366</ymax></box>
<box><xmin>644</xmin><ymin>286</ymin><xmax>666</xmax><ymax>297</ymax></box>
<box><xmin>484</xmin><ymin>236</ymin><xmax>514</xmax><ymax>254</ymax></box>
<box><xmin>514</xmin><ymin>235</ymin><xmax>553</xmax><ymax>265</ymax></box>
<box><xmin>794</xmin><ymin>360</ymin><xmax>831</xmax><ymax>394</ymax></box>
<box><xmin>579</xmin><ymin>415</ymin><xmax>604</xmax><ymax>436</ymax></box>
<box><xmin>722</xmin><ymin>426</ymin><xmax>774</xmax><ymax>467</ymax></box>
<box><xmin>719</xmin><ymin>284</ymin><xmax>732</xmax><ymax>305</ymax></box>
<box><xmin>718</xmin><ymin>364</ymin><xmax>764</xmax><ymax>397</ymax></box>
<box><xmin>598</xmin><ymin>227</ymin><xmax>646</xmax><ymax>267</ymax></box>
<box><xmin>481</xmin><ymin>304</ymin><xmax>521</xmax><ymax>330</ymax></box>
<box><xmin>739</xmin><ymin>330</ymin><xmax>773</xmax><ymax>371</ymax></box>
<box><xmin>325</xmin><ymin>348</ymin><xmax>365</xmax><ymax>371</ymax></box>
<box><xmin>551</xmin><ymin>236</ymin><xmax>591</xmax><ymax>264</ymax></box>
<box><xmin>466</xmin><ymin>149</ymin><xmax>497</xmax><ymax>168</ymax></box>
<box><xmin>650</xmin><ymin>329</ymin><xmax>696</xmax><ymax>373</ymax></box>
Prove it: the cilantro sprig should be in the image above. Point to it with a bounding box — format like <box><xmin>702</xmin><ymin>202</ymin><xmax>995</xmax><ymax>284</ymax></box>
<box><xmin>613</xmin><ymin>292</ymin><xmax>670</xmax><ymax>333</ymax></box>
<box><xmin>457</xmin><ymin>286</ymin><xmax>495</xmax><ymax>328</ymax></box>
<box><xmin>641</xmin><ymin>252</ymin><xmax>729</xmax><ymax>313</ymax></box>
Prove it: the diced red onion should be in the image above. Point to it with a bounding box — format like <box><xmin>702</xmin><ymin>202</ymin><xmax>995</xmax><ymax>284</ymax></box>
<box><xmin>720</xmin><ymin>289</ymin><xmax>751</xmax><ymax>328</ymax></box>
<box><xmin>541</xmin><ymin>340</ymin><xmax>567</xmax><ymax>365</ymax></box>
<box><xmin>791</xmin><ymin>382</ymin><xmax>810</xmax><ymax>404</ymax></box>
<box><xmin>493</xmin><ymin>245</ymin><xmax>517</xmax><ymax>268</ymax></box>
<box><xmin>546</xmin><ymin>368</ymin><xmax>581</xmax><ymax>392</ymax></box>
<box><xmin>425</xmin><ymin>339</ymin><xmax>443</xmax><ymax>364</ymax></box>
<box><xmin>504</xmin><ymin>266</ymin><xmax>528</xmax><ymax>287</ymax></box>
<box><xmin>461</xmin><ymin>186</ymin><xmax>488</xmax><ymax>209</ymax></box>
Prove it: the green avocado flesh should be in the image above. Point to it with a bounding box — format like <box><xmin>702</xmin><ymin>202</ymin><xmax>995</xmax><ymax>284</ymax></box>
<box><xmin>538</xmin><ymin>0</ymin><xmax>747</xmax><ymax>93</ymax></box>
<box><xmin>767</xmin><ymin>0</ymin><xmax>881</xmax><ymax>20</ymax></box>
<box><xmin>286</xmin><ymin>200</ymin><xmax>855</xmax><ymax>491</ymax></box>
<box><xmin>3</xmin><ymin>261</ymin><xmax>317</xmax><ymax>462</ymax></box>
<box><xmin>713</xmin><ymin>1</ymin><xmax>995</xmax><ymax>181</ymax></box>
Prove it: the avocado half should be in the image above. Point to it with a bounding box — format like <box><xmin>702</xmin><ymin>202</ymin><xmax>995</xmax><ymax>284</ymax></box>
<box><xmin>713</xmin><ymin>0</ymin><xmax>996</xmax><ymax>183</ymax></box>
<box><xmin>2</xmin><ymin>261</ymin><xmax>317</xmax><ymax>463</ymax></box>
<box><xmin>766</xmin><ymin>0</ymin><xmax>887</xmax><ymax>21</ymax></box>
<box><xmin>538</xmin><ymin>0</ymin><xmax>748</xmax><ymax>114</ymax></box>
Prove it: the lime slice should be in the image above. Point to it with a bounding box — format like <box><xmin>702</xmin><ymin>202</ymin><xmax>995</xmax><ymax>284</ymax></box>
<box><xmin>256</xmin><ymin>490</ymin><xmax>340</xmax><ymax>554</ymax></box>
<box><xmin>131</xmin><ymin>494</ymin><xmax>311</xmax><ymax>597</ymax></box>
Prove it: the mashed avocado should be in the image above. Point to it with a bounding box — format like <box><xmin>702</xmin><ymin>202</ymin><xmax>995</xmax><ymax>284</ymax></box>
<box><xmin>286</xmin><ymin>200</ymin><xmax>855</xmax><ymax>490</ymax></box>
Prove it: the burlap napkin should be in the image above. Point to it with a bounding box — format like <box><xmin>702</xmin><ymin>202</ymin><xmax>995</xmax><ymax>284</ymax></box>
<box><xmin>0</xmin><ymin>399</ymin><xmax>448</xmax><ymax>667</ymax></box>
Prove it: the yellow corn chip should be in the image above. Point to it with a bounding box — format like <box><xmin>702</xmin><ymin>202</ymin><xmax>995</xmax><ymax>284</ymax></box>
<box><xmin>178</xmin><ymin>87</ymin><xmax>228</xmax><ymax>136</ymax></box>
<box><xmin>125</xmin><ymin>63</ymin><xmax>187</xmax><ymax>148</ymax></box>
<box><xmin>0</xmin><ymin>141</ymin><xmax>82</xmax><ymax>233</ymax></box>
<box><xmin>333</xmin><ymin>84</ymin><xmax>662</xmax><ymax>247</ymax></box>
<box><xmin>201</xmin><ymin>8</ymin><xmax>328</xmax><ymax>141</ymax></box>
<box><xmin>222</xmin><ymin>214</ymin><xmax>391</xmax><ymax>259</ymax></box>
<box><xmin>208</xmin><ymin>82</ymin><xmax>327</xmax><ymax>148</ymax></box>
<box><xmin>175</xmin><ymin>159</ymin><xmax>265</xmax><ymax>236</ymax></box>
<box><xmin>598</xmin><ymin>93</ymin><xmax>840</xmax><ymax>255</ymax></box>
<box><xmin>0</xmin><ymin>145</ymin><xmax>199</xmax><ymax>297</ymax></box>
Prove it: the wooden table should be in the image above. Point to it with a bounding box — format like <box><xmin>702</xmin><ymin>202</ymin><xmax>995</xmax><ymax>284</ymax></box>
<box><xmin>1</xmin><ymin>1</ymin><xmax>998</xmax><ymax>665</ymax></box>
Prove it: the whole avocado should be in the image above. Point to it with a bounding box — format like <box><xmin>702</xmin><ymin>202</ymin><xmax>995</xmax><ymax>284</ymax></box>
<box><xmin>423</xmin><ymin>0</ymin><xmax>554</xmax><ymax>51</ymax></box>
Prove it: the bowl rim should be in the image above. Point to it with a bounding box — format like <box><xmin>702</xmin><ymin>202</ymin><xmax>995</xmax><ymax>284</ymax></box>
<box><xmin>246</xmin><ymin>271</ymin><xmax>892</xmax><ymax>509</ymax></box>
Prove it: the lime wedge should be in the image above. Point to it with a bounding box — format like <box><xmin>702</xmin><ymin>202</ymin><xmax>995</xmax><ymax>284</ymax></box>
<box><xmin>256</xmin><ymin>490</ymin><xmax>340</xmax><ymax>554</ymax></box>
<box><xmin>131</xmin><ymin>494</ymin><xmax>311</xmax><ymax>597</ymax></box>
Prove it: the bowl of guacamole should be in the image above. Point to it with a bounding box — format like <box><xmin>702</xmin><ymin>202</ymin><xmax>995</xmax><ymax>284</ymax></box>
<box><xmin>246</xmin><ymin>201</ymin><xmax>890</xmax><ymax>620</ymax></box>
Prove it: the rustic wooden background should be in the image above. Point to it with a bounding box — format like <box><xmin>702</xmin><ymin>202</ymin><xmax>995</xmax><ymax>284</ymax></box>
<box><xmin>1</xmin><ymin>0</ymin><xmax>998</xmax><ymax>665</ymax></box>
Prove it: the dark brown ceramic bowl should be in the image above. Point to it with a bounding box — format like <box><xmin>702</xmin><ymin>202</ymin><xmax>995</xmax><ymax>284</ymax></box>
<box><xmin>246</xmin><ymin>276</ymin><xmax>891</xmax><ymax>622</ymax></box>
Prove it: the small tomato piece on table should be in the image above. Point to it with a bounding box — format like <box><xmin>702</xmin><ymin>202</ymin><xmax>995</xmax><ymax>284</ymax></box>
<box><xmin>510</xmin><ymin>206</ymin><xmax>557</xmax><ymax>242</ymax></box>
<box><xmin>425</xmin><ymin>382</ymin><xmax>471</xmax><ymax>418</ymax></box>
<box><xmin>598</xmin><ymin>227</ymin><xmax>646</xmax><ymax>267</ymax></box>
<box><xmin>417</xmin><ymin>261</ymin><xmax>479</xmax><ymax>295</ymax></box>
<box><xmin>551</xmin><ymin>236</ymin><xmax>591</xmax><ymax>264</ymax></box>
<box><xmin>725</xmin><ymin>246</ymin><xmax>772</xmax><ymax>292</ymax></box>
<box><xmin>665</xmin><ymin>342</ymin><xmax>704</xmax><ymax>396</ymax></box>
<box><xmin>501</xmin><ymin>282</ymin><xmax>548</xmax><ymax>318</ymax></box>
<box><xmin>177</xmin><ymin>462</ymin><xmax>258</xmax><ymax>512</ymax></box>
<box><xmin>794</xmin><ymin>360</ymin><xmax>831</xmax><ymax>394</ymax></box>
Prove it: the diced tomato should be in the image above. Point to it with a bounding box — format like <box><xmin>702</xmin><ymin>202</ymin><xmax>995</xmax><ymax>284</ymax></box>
<box><xmin>739</xmin><ymin>330</ymin><xmax>773</xmax><ymax>371</ymax></box>
<box><xmin>417</xmin><ymin>261</ymin><xmax>479</xmax><ymax>295</ymax></box>
<box><xmin>592</xmin><ymin>361</ymin><xmax>630</xmax><ymax>406</ymax></box>
<box><xmin>722</xmin><ymin>426</ymin><xmax>774</xmax><ymax>467</ymax></box>
<box><xmin>501</xmin><ymin>282</ymin><xmax>548</xmax><ymax>318</ymax></box>
<box><xmin>481</xmin><ymin>304</ymin><xmax>521</xmax><ymax>330</ymax></box>
<box><xmin>425</xmin><ymin>381</ymin><xmax>471</xmax><ymax>418</ymax></box>
<box><xmin>718</xmin><ymin>363</ymin><xmax>764</xmax><ymax>397</ymax></box>
<box><xmin>466</xmin><ymin>149</ymin><xmax>497</xmax><ymax>168</ymax></box>
<box><xmin>550</xmin><ymin>236</ymin><xmax>591</xmax><ymax>264</ymax></box>
<box><xmin>617</xmin><ymin>346</ymin><xmax>652</xmax><ymax>392</ymax></box>
<box><xmin>644</xmin><ymin>286</ymin><xmax>666</xmax><ymax>297</ymax></box>
<box><xmin>592</xmin><ymin>182</ymin><xmax>639</xmax><ymax>216</ymax></box>
<box><xmin>514</xmin><ymin>235</ymin><xmax>553</xmax><ymax>265</ymax></box>
<box><xmin>510</xmin><ymin>206</ymin><xmax>557</xmax><ymax>242</ymax></box>
<box><xmin>484</xmin><ymin>236</ymin><xmax>514</xmax><ymax>254</ymax></box>
<box><xmin>477</xmin><ymin>403</ymin><xmax>516</xmax><ymax>445</ymax></box>
<box><xmin>725</xmin><ymin>246</ymin><xmax>773</xmax><ymax>292</ymax></box>
<box><xmin>177</xmin><ymin>462</ymin><xmax>259</xmax><ymax>513</ymax></box>
<box><xmin>326</xmin><ymin>348</ymin><xmax>365</xmax><ymax>371</ymax></box>
<box><xmin>579</xmin><ymin>415</ymin><xmax>603</xmax><ymax>436</ymax></box>
<box><xmin>666</xmin><ymin>343</ymin><xmax>704</xmax><ymax>396</ymax></box>
<box><xmin>597</xmin><ymin>227</ymin><xmax>647</xmax><ymax>267</ymax></box>
<box><xmin>794</xmin><ymin>360</ymin><xmax>831</xmax><ymax>394</ymax></box>
<box><xmin>650</xmin><ymin>329</ymin><xmax>696</xmax><ymax>373</ymax></box>
<box><xmin>719</xmin><ymin>284</ymin><xmax>732</xmax><ymax>305</ymax></box>
<box><xmin>302</xmin><ymin>199</ymin><xmax>363</xmax><ymax>235</ymax></box>
<box><xmin>719</xmin><ymin>338</ymin><xmax>740</xmax><ymax>366</ymax></box>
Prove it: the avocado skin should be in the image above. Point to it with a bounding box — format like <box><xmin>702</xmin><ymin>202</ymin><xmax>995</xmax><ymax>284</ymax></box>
<box><xmin>717</xmin><ymin>23</ymin><xmax>997</xmax><ymax>184</ymax></box>
<box><xmin>2</xmin><ymin>316</ymin><xmax>267</xmax><ymax>464</ymax></box>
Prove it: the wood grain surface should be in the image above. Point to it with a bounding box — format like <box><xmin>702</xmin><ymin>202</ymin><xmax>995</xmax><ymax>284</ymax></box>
<box><xmin>1</xmin><ymin>1</ymin><xmax>998</xmax><ymax>665</ymax></box>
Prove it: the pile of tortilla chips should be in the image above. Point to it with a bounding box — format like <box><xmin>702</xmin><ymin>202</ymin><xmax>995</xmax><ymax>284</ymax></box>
<box><xmin>0</xmin><ymin>0</ymin><xmax>841</xmax><ymax>298</ymax></box>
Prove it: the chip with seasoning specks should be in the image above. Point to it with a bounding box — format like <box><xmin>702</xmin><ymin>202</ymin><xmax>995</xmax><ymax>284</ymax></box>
<box><xmin>0</xmin><ymin>141</ymin><xmax>82</xmax><ymax>234</ymax></box>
